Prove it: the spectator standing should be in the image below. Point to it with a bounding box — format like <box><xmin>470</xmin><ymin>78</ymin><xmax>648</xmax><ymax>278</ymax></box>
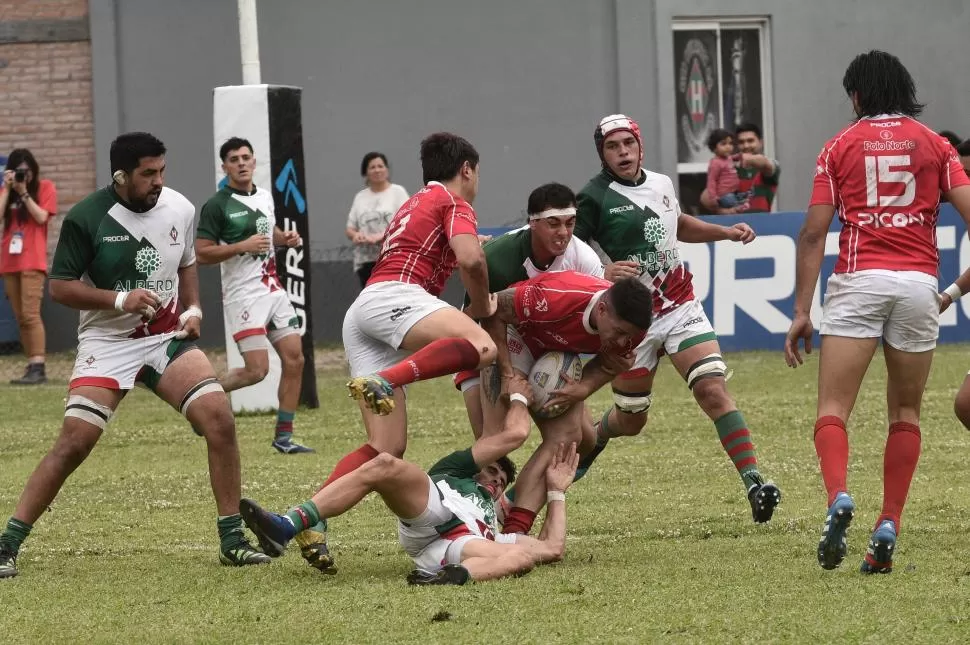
<box><xmin>345</xmin><ymin>152</ymin><xmax>409</xmax><ymax>288</ymax></box>
<box><xmin>0</xmin><ymin>149</ymin><xmax>57</xmax><ymax>385</ymax></box>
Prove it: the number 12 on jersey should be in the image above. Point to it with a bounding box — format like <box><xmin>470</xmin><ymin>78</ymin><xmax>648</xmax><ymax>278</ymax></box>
<box><xmin>864</xmin><ymin>154</ymin><xmax>915</xmax><ymax>208</ymax></box>
<box><xmin>381</xmin><ymin>213</ymin><xmax>411</xmax><ymax>254</ymax></box>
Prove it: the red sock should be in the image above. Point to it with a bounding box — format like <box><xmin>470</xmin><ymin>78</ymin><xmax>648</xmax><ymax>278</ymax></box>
<box><xmin>814</xmin><ymin>416</ymin><xmax>849</xmax><ymax>506</ymax></box>
<box><xmin>320</xmin><ymin>444</ymin><xmax>380</xmax><ymax>490</ymax></box>
<box><xmin>502</xmin><ymin>506</ymin><xmax>538</xmax><ymax>535</ymax></box>
<box><xmin>377</xmin><ymin>338</ymin><xmax>481</xmax><ymax>388</ymax></box>
<box><xmin>879</xmin><ymin>421</ymin><xmax>921</xmax><ymax>532</ymax></box>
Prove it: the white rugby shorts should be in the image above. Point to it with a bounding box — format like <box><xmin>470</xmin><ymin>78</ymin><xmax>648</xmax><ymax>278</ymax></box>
<box><xmin>70</xmin><ymin>331</ymin><xmax>190</xmax><ymax>391</ymax></box>
<box><xmin>342</xmin><ymin>281</ymin><xmax>451</xmax><ymax>376</ymax></box>
<box><xmin>630</xmin><ymin>299</ymin><xmax>717</xmax><ymax>375</ymax></box>
<box><xmin>225</xmin><ymin>289</ymin><xmax>299</xmax><ymax>346</ymax></box>
<box><xmin>820</xmin><ymin>270</ymin><xmax>939</xmax><ymax>352</ymax></box>
<box><xmin>397</xmin><ymin>476</ymin><xmax>483</xmax><ymax>573</ymax></box>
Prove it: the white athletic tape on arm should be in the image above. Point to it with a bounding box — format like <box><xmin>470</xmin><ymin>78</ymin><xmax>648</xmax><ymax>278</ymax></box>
<box><xmin>945</xmin><ymin>283</ymin><xmax>963</xmax><ymax>301</ymax></box>
<box><xmin>114</xmin><ymin>291</ymin><xmax>128</xmax><ymax>312</ymax></box>
<box><xmin>179</xmin><ymin>377</ymin><xmax>224</xmax><ymax>416</ymax></box>
<box><xmin>175</xmin><ymin>306</ymin><xmax>203</xmax><ymax>339</ymax></box>
<box><xmin>65</xmin><ymin>395</ymin><xmax>113</xmax><ymax>430</ymax></box>
<box><xmin>546</xmin><ymin>490</ymin><xmax>566</xmax><ymax>503</ymax></box>
<box><xmin>509</xmin><ymin>392</ymin><xmax>529</xmax><ymax>406</ymax></box>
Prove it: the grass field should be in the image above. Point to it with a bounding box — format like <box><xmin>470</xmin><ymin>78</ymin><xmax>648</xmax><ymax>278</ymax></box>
<box><xmin>3</xmin><ymin>345</ymin><xmax>970</xmax><ymax>644</ymax></box>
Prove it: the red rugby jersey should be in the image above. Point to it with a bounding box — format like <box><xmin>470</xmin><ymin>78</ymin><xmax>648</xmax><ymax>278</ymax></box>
<box><xmin>810</xmin><ymin>115</ymin><xmax>969</xmax><ymax>276</ymax></box>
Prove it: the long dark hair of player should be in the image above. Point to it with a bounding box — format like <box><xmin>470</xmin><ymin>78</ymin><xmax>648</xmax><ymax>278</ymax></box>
<box><xmin>842</xmin><ymin>50</ymin><xmax>924</xmax><ymax>119</ymax></box>
<box><xmin>4</xmin><ymin>149</ymin><xmax>40</xmax><ymax>230</ymax></box>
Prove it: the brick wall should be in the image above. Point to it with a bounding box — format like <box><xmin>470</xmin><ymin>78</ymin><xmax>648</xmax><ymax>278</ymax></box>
<box><xmin>0</xmin><ymin>0</ymin><xmax>93</xmax><ymax>258</ymax></box>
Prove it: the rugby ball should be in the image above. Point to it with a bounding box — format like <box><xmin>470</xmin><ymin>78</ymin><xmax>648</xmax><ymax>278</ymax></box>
<box><xmin>527</xmin><ymin>351</ymin><xmax>584</xmax><ymax>420</ymax></box>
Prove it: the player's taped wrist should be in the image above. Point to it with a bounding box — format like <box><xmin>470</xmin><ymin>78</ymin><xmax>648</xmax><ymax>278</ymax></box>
<box><xmin>175</xmin><ymin>306</ymin><xmax>203</xmax><ymax>339</ymax></box>
<box><xmin>179</xmin><ymin>305</ymin><xmax>203</xmax><ymax>325</ymax></box>
<box><xmin>114</xmin><ymin>291</ymin><xmax>128</xmax><ymax>312</ymax></box>
<box><xmin>944</xmin><ymin>283</ymin><xmax>963</xmax><ymax>301</ymax></box>
<box><xmin>546</xmin><ymin>490</ymin><xmax>566</xmax><ymax>503</ymax></box>
<box><xmin>509</xmin><ymin>392</ymin><xmax>528</xmax><ymax>407</ymax></box>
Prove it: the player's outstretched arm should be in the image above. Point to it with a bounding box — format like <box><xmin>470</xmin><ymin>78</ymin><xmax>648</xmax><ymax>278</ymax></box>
<box><xmin>451</xmin><ymin>233</ymin><xmax>493</xmax><ymax>320</ymax></box>
<box><xmin>512</xmin><ymin>442</ymin><xmax>579</xmax><ymax>564</ymax></box>
<box><xmin>676</xmin><ymin>213</ymin><xmax>755</xmax><ymax>244</ymax></box>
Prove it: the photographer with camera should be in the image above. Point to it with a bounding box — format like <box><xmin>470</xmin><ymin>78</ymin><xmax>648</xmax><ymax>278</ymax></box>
<box><xmin>0</xmin><ymin>149</ymin><xmax>57</xmax><ymax>384</ymax></box>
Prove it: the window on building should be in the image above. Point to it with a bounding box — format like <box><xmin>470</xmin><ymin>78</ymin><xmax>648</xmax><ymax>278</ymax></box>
<box><xmin>672</xmin><ymin>19</ymin><xmax>773</xmax><ymax>214</ymax></box>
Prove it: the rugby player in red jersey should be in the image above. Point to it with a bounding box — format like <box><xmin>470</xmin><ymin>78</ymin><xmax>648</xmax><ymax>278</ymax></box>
<box><xmin>481</xmin><ymin>270</ymin><xmax>653</xmax><ymax>534</ymax></box>
<box><xmin>293</xmin><ymin>133</ymin><xmax>498</xmax><ymax>572</ymax></box>
<box><xmin>785</xmin><ymin>50</ymin><xmax>970</xmax><ymax>573</ymax></box>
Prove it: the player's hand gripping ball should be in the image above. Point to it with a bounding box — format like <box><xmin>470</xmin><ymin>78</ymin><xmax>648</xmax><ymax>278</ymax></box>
<box><xmin>528</xmin><ymin>351</ymin><xmax>584</xmax><ymax>420</ymax></box>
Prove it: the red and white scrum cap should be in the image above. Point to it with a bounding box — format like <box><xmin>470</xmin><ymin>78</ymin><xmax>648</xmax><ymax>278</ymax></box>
<box><xmin>593</xmin><ymin>114</ymin><xmax>643</xmax><ymax>164</ymax></box>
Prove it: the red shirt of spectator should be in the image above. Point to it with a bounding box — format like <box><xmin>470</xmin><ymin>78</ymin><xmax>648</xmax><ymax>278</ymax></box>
<box><xmin>1</xmin><ymin>179</ymin><xmax>57</xmax><ymax>274</ymax></box>
<box><xmin>811</xmin><ymin>115</ymin><xmax>970</xmax><ymax>276</ymax></box>
<box><xmin>366</xmin><ymin>181</ymin><xmax>478</xmax><ymax>296</ymax></box>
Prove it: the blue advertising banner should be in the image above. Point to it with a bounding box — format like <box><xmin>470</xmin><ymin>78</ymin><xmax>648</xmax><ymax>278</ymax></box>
<box><xmin>481</xmin><ymin>204</ymin><xmax>970</xmax><ymax>352</ymax></box>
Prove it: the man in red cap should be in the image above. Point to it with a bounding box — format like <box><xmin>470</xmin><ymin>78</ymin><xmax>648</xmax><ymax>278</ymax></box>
<box><xmin>573</xmin><ymin>114</ymin><xmax>782</xmax><ymax>524</ymax></box>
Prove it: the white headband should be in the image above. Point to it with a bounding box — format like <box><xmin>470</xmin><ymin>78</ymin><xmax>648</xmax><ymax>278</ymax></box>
<box><xmin>529</xmin><ymin>207</ymin><xmax>577</xmax><ymax>220</ymax></box>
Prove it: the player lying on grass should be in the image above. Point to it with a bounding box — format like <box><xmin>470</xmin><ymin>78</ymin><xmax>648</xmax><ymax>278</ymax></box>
<box><xmin>240</xmin><ymin>373</ymin><xmax>578</xmax><ymax>584</ymax></box>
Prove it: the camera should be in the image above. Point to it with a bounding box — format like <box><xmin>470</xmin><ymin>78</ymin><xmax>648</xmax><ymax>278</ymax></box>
<box><xmin>14</xmin><ymin>169</ymin><xmax>26</xmax><ymax>183</ymax></box>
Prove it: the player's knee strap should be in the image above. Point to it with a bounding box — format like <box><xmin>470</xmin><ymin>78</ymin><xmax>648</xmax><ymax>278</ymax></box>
<box><xmin>685</xmin><ymin>353</ymin><xmax>727</xmax><ymax>389</ymax></box>
<box><xmin>65</xmin><ymin>395</ymin><xmax>114</xmax><ymax>430</ymax></box>
<box><xmin>612</xmin><ymin>387</ymin><xmax>652</xmax><ymax>414</ymax></box>
<box><xmin>180</xmin><ymin>377</ymin><xmax>224</xmax><ymax>416</ymax></box>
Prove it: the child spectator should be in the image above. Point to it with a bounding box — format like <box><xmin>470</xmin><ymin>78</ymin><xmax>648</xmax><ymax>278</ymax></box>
<box><xmin>706</xmin><ymin>129</ymin><xmax>748</xmax><ymax>210</ymax></box>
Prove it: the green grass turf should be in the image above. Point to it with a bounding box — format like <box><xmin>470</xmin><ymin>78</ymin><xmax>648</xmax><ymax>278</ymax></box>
<box><xmin>3</xmin><ymin>345</ymin><xmax>970</xmax><ymax>644</ymax></box>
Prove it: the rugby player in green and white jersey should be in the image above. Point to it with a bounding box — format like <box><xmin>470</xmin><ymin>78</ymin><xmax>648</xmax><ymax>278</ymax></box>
<box><xmin>455</xmin><ymin>183</ymin><xmax>604</xmax><ymax>438</ymax></box>
<box><xmin>0</xmin><ymin>133</ymin><xmax>268</xmax><ymax>579</ymax></box>
<box><xmin>240</xmin><ymin>372</ymin><xmax>578</xmax><ymax>584</ymax></box>
<box><xmin>573</xmin><ymin>114</ymin><xmax>782</xmax><ymax>524</ymax></box>
<box><xmin>196</xmin><ymin>137</ymin><xmax>312</xmax><ymax>454</ymax></box>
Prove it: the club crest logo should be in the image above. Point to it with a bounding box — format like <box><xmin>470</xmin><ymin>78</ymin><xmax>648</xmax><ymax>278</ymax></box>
<box><xmin>678</xmin><ymin>38</ymin><xmax>717</xmax><ymax>160</ymax></box>
<box><xmin>169</xmin><ymin>226</ymin><xmax>178</xmax><ymax>242</ymax></box>
<box><xmin>643</xmin><ymin>217</ymin><xmax>666</xmax><ymax>246</ymax></box>
<box><xmin>255</xmin><ymin>214</ymin><xmax>271</xmax><ymax>236</ymax></box>
<box><xmin>134</xmin><ymin>247</ymin><xmax>162</xmax><ymax>277</ymax></box>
